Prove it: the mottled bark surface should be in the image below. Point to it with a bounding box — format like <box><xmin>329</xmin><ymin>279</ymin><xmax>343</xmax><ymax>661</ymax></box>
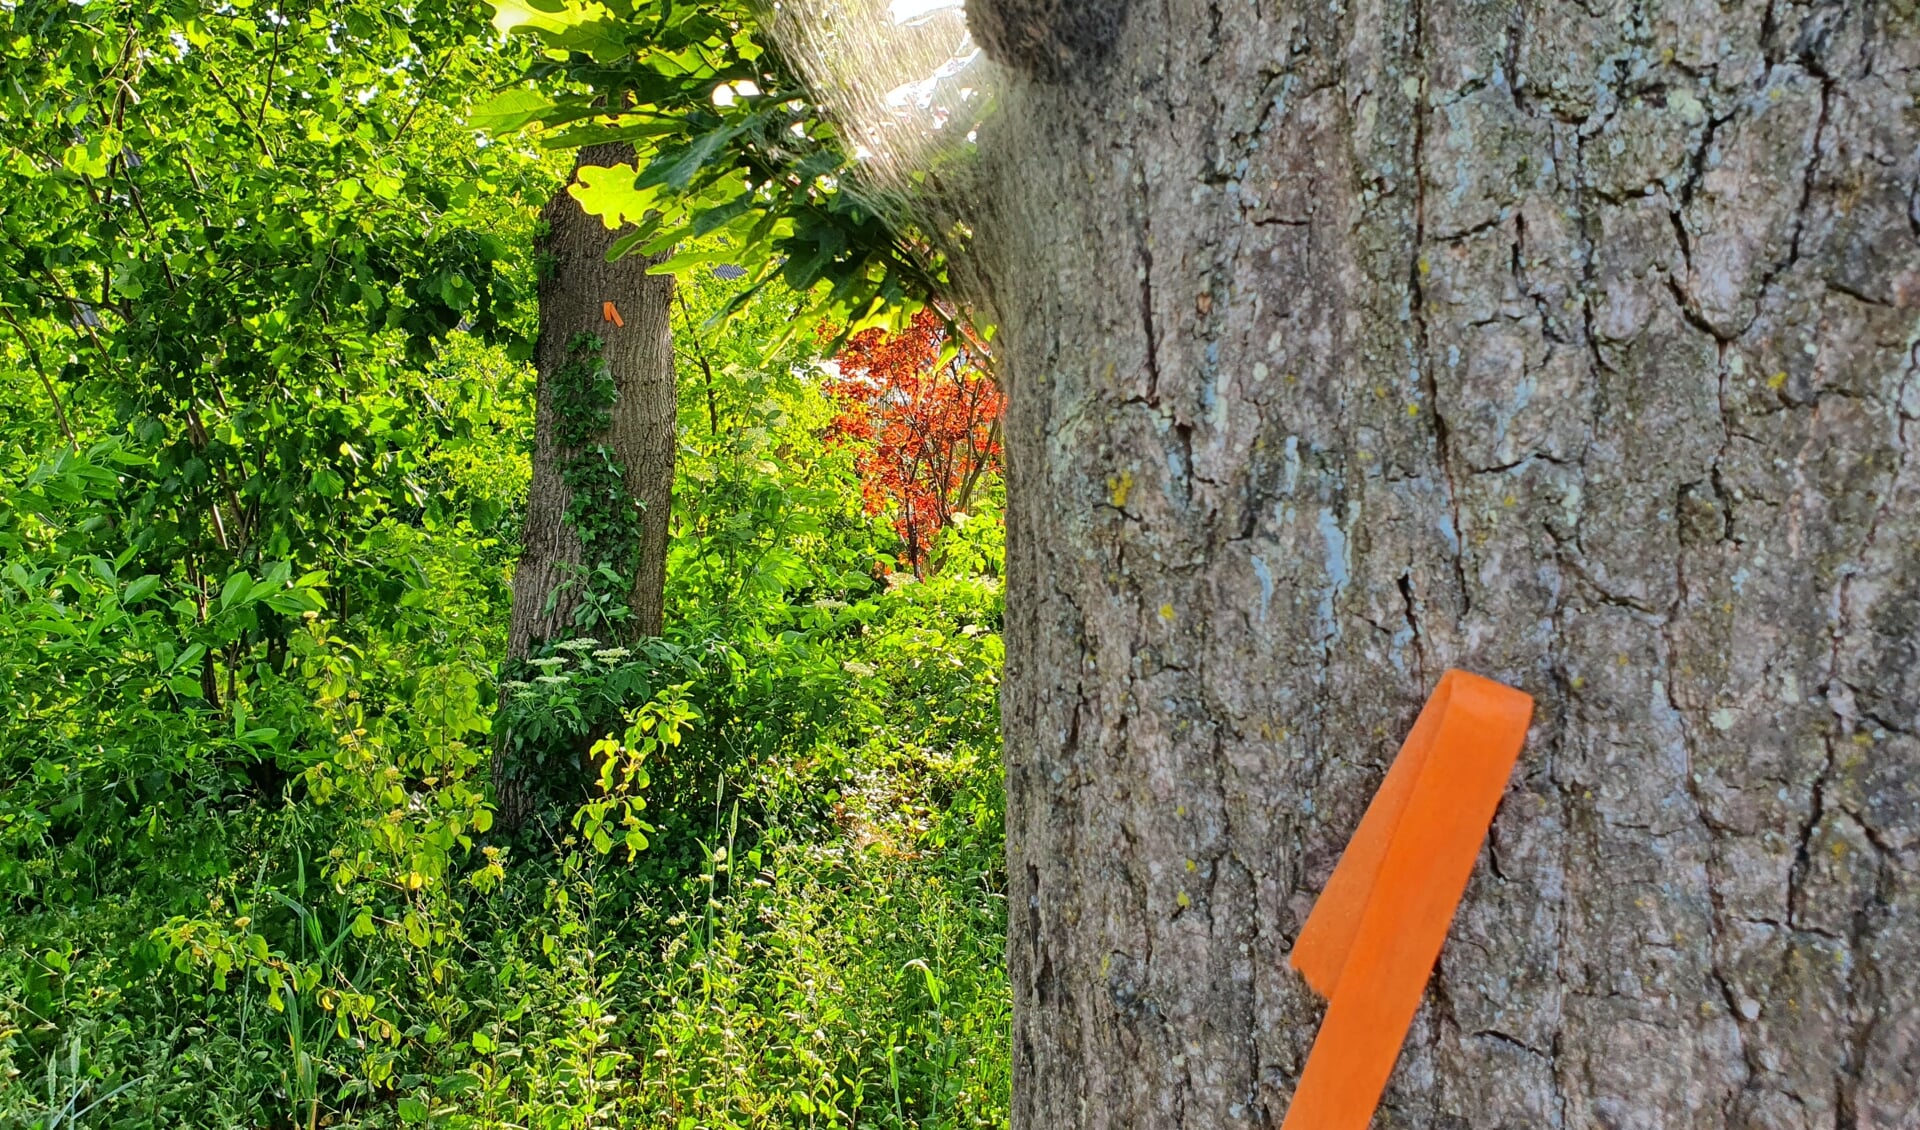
<box><xmin>972</xmin><ymin>1</ymin><xmax>1920</xmax><ymax>1126</ymax></box>
<box><xmin>497</xmin><ymin>143</ymin><xmax>674</xmax><ymax>827</ymax></box>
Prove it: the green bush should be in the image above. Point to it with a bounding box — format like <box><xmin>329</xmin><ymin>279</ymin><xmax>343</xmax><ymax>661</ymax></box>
<box><xmin>1</xmin><ymin>264</ymin><xmax>1009</xmax><ymax>1127</ymax></box>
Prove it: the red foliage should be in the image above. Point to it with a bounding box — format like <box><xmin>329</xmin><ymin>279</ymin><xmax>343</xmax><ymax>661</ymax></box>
<box><xmin>825</xmin><ymin>309</ymin><xmax>1002</xmax><ymax>575</ymax></box>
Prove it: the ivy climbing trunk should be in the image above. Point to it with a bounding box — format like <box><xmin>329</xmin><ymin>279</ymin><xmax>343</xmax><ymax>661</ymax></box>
<box><xmin>496</xmin><ymin>142</ymin><xmax>675</xmax><ymax>830</ymax></box>
<box><xmin>966</xmin><ymin>0</ymin><xmax>1920</xmax><ymax>1126</ymax></box>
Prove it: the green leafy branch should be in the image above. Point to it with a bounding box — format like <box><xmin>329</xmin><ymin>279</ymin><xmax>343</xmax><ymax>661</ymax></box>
<box><xmin>476</xmin><ymin>0</ymin><xmax>955</xmax><ymax>350</ymax></box>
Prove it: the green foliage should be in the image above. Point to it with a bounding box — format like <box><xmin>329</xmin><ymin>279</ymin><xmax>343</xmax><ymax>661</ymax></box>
<box><xmin>573</xmin><ymin>687</ymin><xmax>695</xmax><ymax>858</ymax></box>
<box><xmin>0</xmin><ymin>0</ymin><xmax>552</xmax><ymax>736</ymax></box>
<box><xmin>491</xmin><ymin>634</ymin><xmax>704</xmax><ymax>818</ymax></box>
<box><xmin>477</xmin><ymin>0</ymin><xmax>954</xmax><ymax>345</ymax></box>
<box><xmin>1</xmin><ymin>0</ymin><xmax>1009</xmax><ymax>1114</ymax></box>
<box><xmin>0</xmin><ymin>438</ymin><xmax>326</xmax><ymax>906</ymax></box>
<box><xmin>551</xmin><ymin>335</ymin><xmax>618</xmax><ymax>449</ymax></box>
<box><xmin>3</xmin><ymin>226</ymin><xmax>1008</xmax><ymax>1126</ymax></box>
<box><xmin>547</xmin><ymin>331</ymin><xmax>650</xmax><ymax>626</ymax></box>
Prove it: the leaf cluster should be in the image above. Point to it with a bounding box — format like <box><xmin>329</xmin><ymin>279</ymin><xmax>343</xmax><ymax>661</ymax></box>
<box><xmin>1</xmin><ymin>0</ymin><xmax>547</xmax><ymax>605</ymax></box>
<box><xmin>477</xmin><ymin>0</ymin><xmax>951</xmax><ymax>347</ymax></box>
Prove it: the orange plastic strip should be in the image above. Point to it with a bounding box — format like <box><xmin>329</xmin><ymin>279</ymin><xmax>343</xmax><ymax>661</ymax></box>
<box><xmin>1281</xmin><ymin>669</ymin><xmax>1533</xmax><ymax>1130</ymax></box>
<box><xmin>603</xmin><ymin>300</ymin><xmax>625</xmax><ymax>327</ymax></box>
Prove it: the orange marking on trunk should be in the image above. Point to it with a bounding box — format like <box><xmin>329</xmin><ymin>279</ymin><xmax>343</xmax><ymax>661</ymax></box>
<box><xmin>1281</xmin><ymin>669</ymin><xmax>1533</xmax><ymax>1130</ymax></box>
<box><xmin>603</xmin><ymin>300</ymin><xmax>624</xmax><ymax>327</ymax></box>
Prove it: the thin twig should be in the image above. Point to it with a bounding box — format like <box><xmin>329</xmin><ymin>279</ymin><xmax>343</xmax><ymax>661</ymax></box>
<box><xmin>204</xmin><ymin>68</ymin><xmax>273</xmax><ymax>158</ymax></box>
<box><xmin>674</xmin><ymin>286</ymin><xmax>721</xmax><ymax>435</ymax></box>
<box><xmin>1</xmin><ymin>308</ymin><xmax>78</xmax><ymax>450</ymax></box>
<box><xmin>257</xmin><ymin>11</ymin><xmax>283</xmax><ymax>130</ymax></box>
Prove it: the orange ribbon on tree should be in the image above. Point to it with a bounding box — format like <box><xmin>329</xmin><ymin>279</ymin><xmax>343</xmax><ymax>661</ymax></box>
<box><xmin>1282</xmin><ymin>669</ymin><xmax>1534</xmax><ymax>1130</ymax></box>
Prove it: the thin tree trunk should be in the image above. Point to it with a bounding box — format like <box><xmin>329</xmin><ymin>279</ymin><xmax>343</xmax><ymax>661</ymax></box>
<box><xmin>969</xmin><ymin>1</ymin><xmax>1920</xmax><ymax>1126</ymax></box>
<box><xmin>495</xmin><ymin>142</ymin><xmax>675</xmax><ymax>829</ymax></box>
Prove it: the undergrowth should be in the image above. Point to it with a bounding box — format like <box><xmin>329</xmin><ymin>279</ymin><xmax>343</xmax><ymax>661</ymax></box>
<box><xmin>0</xmin><ymin>262</ymin><xmax>1009</xmax><ymax>1128</ymax></box>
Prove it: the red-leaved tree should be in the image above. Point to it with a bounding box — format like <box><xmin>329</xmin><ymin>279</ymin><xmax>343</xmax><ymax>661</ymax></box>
<box><xmin>825</xmin><ymin>309</ymin><xmax>1002</xmax><ymax>575</ymax></box>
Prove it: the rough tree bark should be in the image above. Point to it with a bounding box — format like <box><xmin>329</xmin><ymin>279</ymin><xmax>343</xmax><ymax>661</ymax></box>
<box><xmin>496</xmin><ymin>142</ymin><xmax>675</xmax><ymax>827</ymax></box>
<box><xmin>967</xmin><ymin>0</ymin><xmax>1920</xmax><ymax>1126</ymax></box>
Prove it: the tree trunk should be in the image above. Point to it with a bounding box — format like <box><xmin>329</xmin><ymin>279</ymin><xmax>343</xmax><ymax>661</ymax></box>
<box><xmin>496</xmin><ymin>142</ymin><xmax>675</xmax><ymax>828</ymax></box>
<box><xmin>969</xmin><ymin>1</ymin><xmax>1920</xmax><ymax>1126</ymax></box>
